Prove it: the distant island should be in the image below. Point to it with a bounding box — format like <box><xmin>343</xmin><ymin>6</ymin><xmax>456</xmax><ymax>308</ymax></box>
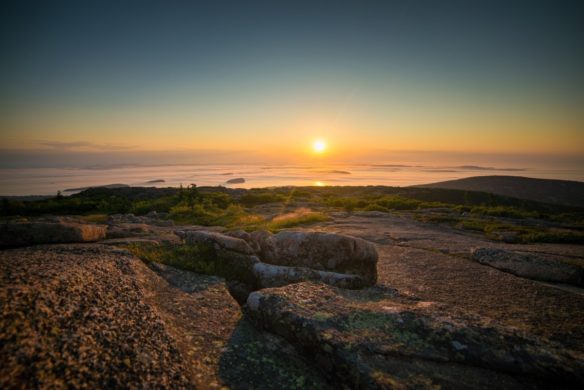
<box><xmin>226</xmin><ymin>177</ymin><xmax>245</xmax><ymax>184</ymax></box>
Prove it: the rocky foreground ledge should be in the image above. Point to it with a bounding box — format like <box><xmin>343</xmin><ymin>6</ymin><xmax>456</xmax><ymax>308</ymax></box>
<box><xmin>0</xmin><ymin>245</ymin><xmax>191</xmax><ymax>388</ymax></box>
<box><xmin>1</xmin><ymin>215</ymin><xmax>584</xmax><ymax>389</ymax></box>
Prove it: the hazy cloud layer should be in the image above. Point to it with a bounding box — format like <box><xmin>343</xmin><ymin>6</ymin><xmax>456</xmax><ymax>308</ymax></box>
<box><xmin>1</xmin><ymin>148</ymin><xmax>583</xmax><ymax>171</ymax></box>
<box><xmin>38</xmin><ymin>141</ymin><xmax>136</xmax><ymax>151</ymax></box>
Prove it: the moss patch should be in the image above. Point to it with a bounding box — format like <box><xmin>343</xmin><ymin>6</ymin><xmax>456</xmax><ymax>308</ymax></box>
<box><xmin>125</xmin><ymin>242</ymin><xmax>224</xmax><ymax>276</ymax></box>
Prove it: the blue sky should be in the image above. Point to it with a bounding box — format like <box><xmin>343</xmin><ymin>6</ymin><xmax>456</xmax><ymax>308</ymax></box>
<box><xmin>1</xmin><ymin>0</ymin><xmax>583</xmax><ymax>163</ymax></box>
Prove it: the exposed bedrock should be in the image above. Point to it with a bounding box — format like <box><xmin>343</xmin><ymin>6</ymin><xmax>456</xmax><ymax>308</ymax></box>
<box><xmin>471</xmin><ymin>247</ymin><xmax>584</xmax><ymax>286</ymax></box>
<box><xmin>245</xmin><ymin>282</ymin><xmax>584</xmax><ymax>389</ymax></box>
<box><xmin>175</xmin><ymin>230</ymin><xmax>378</xmax><ymax>303</ymax></box>
<box><xmin>0</xmin><ymin>245</ymin><xmax>192</xmax><ymax>388</ymax></box>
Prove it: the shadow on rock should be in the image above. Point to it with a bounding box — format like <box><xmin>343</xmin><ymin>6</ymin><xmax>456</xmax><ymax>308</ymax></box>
<box><xmin>217</xmin><ymin>317</ymin><xmax>332</xmax><ymax>390</ymax></box>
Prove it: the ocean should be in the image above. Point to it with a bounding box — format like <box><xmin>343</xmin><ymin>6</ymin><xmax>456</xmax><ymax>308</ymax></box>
<box><xmin>1</xmin><ymin>163</ymin><xmax>582</xmax><ymax>196</ymax></box>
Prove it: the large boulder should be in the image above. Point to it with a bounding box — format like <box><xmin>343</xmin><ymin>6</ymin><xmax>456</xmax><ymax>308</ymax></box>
<box><xmin>0</xmin><ymin>221</ymin><xmax>107</xmax><ymax>248</ymax></box>
<box><xmin>246</xmin><ymin>282</ymin><xmax>584</xmax><ymax>389</ymax></box>
<box><xmin>471</xmin><ymin>248</ymin><xmax>584</xmax><ymax>286</ymax></box>
<box><xmin>177</xmin><ymin>230</ymin><xmax>255</xmax><ymax>255</ymax></box>
<box><xmin>175</xmin><ymin>230</ymin><xmax>260</xmax><ymax>286</ymax></box>
<box><xmin>226</xmin><ymin>230</ymin><xmax>261</xmax><ymax>253</ymax></box>
<box><xmin>247</xmin><ymin>230</ymin><xmax>378</xmax><ymax>285</ymax></box>
<box><xmin>173</xmin><ymin>230</ymin><xmax>376</xmax><ymax>300</ymax></box>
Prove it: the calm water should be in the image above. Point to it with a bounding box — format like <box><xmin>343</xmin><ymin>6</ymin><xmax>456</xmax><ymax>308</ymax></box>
<box><xmin>1</xmin><ymin>164</ymin><xmax>582</xmax><ymax>196</ymax></box>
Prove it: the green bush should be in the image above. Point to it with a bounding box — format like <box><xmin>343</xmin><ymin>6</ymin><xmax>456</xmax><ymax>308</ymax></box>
<box><xmin>363</xmin><ymin>204</ymin><xmax>390</xmax><ymax>212</ymax></box>
<box><xmin>239</xmin><ymin>192</ymin><xmax>286</xmax><ymax>207</ymax></box>
<box><xmin>131</xmin><ymin>196</ymin><xmax>177</xmax><ymax>215</ymax></box>
<box><xmin>375</xmin><ymin>196</ymin><xmax>421</xmax><ymax>211</ymax></box>
<box><xmin>520</xmin><ymin>231</ymin><xmax>584</xmax><ymax>244</ymax></box>
<box><xmin>460</xmin><ymin>219</ymin><xmax>488</xmax><ymax>231</ymax></box>
<box><xmin>470</xmin><ymin>206</ymin><xmax>539</xmax><ymax>219</ymax></box>
<box><xmin>203</xmin><ymin>192</ymin><xmax>233</xmax><ymax>209</ymax></box>
<box><xmin>169</xmin><ymin>203</ymin><xmax>248</xmax><ymax>226</ymax></box>
<box><xmin>325</xmin><ymin>197</ymin><xmax>367</xmax><ymax>212</ymax></box>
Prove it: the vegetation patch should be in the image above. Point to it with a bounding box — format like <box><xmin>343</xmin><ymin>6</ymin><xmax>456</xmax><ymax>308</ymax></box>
<box><xmin>458</xmin><ymin>219</ymin><xmax>584</xmax><ymax>244</ymax></box>
<box><xmin>124</xmin><ymin>242</ymin><xmax>252</xmax><ymax>281</ymax></box>
<box><xmin>125</xmin><ymin>242</ymin><xmax>220</xmax><ymax>275</ymax></box>
<box><xmin>268</xmin><ymin>208</ymin><xmax>329</xmax><ymax>230</ymax></box>
<box><xmin>239</xmin><ymin>191</ymin><xmax>287</xmax><ymax>207</ymax></box>
<box><xmin>325</xmin><ymin>194</ymin><xmax>451</xmax><ymax>213</ymax></box>
<box><xmin>2</xmin><ymin>185</ymin><xmax>582</xmax><ymax>244</ymax></box>
<box><xmin>469</xmin><ymin>205</ymin><xmax>540</xmax><ymax>219</ymax></box>
<box><xmin>131</xmin><ymin>196</ymin><xmax>177</xmax><ymax>215</ymax></box>
<box><xmin>169</xmin><ymin>203</ymin><xmax>248</xmax><ymax>226</ymax></box>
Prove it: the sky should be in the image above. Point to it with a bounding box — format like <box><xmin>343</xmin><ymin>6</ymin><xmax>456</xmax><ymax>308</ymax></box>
<box><xmin>1</xmin><ymin>0</ymin><xmax>583</xmax><ymax>166</ymax></box>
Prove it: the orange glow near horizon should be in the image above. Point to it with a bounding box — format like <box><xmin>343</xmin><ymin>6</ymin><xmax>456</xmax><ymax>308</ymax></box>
<box><xmin>312</xmin><ymin>139</ymin><xmax>327</xmax><ymax>154</ymax></box>
<box><xmin>2</xmin><ymin>104</ymin><xmax>583</xmax><ymax>158</ymax></box>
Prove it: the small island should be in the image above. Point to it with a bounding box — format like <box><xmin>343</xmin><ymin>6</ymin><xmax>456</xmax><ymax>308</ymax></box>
<box><xmin>226</xmin><ymin>178</ymin><xmax>245</xmax><ymax>184</ymax></box>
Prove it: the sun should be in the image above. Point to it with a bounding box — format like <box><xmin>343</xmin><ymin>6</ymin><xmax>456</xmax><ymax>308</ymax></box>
<box><xmin>312</xmin><ymin>139</ymin><xmax>327</xmax><ymax>153</ymax></box>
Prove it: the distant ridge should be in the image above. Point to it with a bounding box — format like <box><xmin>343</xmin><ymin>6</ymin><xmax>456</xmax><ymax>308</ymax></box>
<box><xmin>416</xmin><ymin>175</ymin><xmax>584</xmax><ymax>208</ymax></box>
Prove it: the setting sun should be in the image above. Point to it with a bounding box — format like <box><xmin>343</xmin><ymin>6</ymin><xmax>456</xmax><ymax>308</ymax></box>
<box><xmin>312</xmin><ymin>139</ymin><xmax>327</xmax><ymax>153</ymax></box>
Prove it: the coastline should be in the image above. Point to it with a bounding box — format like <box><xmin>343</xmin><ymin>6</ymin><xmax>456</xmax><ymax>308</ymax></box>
<box><xmin>1</xmin><ymin>163</ymin><xmax>583</xmax><ymax>197</ymax></box>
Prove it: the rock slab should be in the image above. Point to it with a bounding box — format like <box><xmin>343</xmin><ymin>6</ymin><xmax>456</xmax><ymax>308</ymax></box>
<box><xmin>178</xmin><ymin>230</ymin><xmax>255</xmax><ymax>255</ymax></box>
<box><xmin>0</xmin><ymin>245</ymin><xmax>191</xmax><ymax>388</ymax></box>
<box><xmin>246</xmin><ymin>282</ymin><xmax>584</xmax><ymax>389</ymax></box>
<box><xmin>471</xmin><ymin>247</ymin><xmax>584</xmax><ymax>286</ymax></box>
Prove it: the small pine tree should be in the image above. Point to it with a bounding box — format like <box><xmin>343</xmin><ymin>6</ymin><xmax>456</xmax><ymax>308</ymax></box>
<box><xmin>186</xmin><ymin>184</ymin><xmax>200</xmax><ymax>210</ymax></box>
<box><xmin>178</xmin><ymin>184</ymin><xmax>185</xmax><ymax>202</ymax></box>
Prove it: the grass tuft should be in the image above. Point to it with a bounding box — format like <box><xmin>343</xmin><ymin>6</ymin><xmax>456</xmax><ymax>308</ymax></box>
<box><xmin>268</xmin><ymin>208</ymin><xmax>329</xmax><ymax>230</ymax></box>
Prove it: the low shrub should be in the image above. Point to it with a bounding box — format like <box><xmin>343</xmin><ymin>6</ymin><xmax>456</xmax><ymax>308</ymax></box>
<box><xmin>131</xmin><ymin>196</ymin><xmax>177</xmax><ymax>215</ymax></box>
<box><xmin>239</xmin><ymin>192</ymin><xmax>286</xmax><ymax>207</ymax></box>
<box><xmin>169</xmin><ymin>203</ymin><xmax>245</xmax><ymax>226</ymax></box>
<box><xmin>470</xmin><ymin>206</ymin><xmax>539</xmax><ymax>219</ymax></box>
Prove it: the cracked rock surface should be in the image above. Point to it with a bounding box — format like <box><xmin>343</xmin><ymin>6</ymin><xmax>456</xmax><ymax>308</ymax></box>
<box><xmin>0</xmin><ymin>245</ymin><xmax>191</xmax><ymax>388</ymax></box>
<box><xmin>2</xmin><ymin>210</ymin><xmax>584</xmax><ymax>389</ymax></box>
<box><xmin>0</xmin><ymin>244</ymin><xmax>329</xmax><ymax>389</ymax></box>
<box><xmin>246</xmin><ymin>282</ymin><xmax>584</xmax><ymax>389</ymax></box>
